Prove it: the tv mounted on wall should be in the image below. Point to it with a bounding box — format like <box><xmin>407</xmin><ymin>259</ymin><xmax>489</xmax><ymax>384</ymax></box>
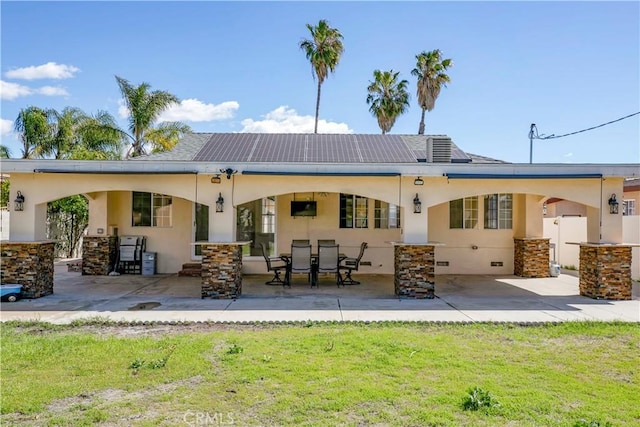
<box><xmin>291</xmin><ymin>201</ymin><xmax>317</xmax><ymax>217</ymax></box>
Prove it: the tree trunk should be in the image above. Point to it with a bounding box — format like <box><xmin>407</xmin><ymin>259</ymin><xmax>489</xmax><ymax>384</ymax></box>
<box><xmin>418</xmin><ymin>108</ymin><xmax>426</xmax><ymax>135</ymax></box>
<box><xmin>314</xmin><ymin>81</ymin><xmax>322</xmax><ymax>134</ymax></box>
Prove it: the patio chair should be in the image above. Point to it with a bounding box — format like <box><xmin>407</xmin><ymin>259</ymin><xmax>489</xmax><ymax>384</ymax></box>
<box><xmin>317</xmin><ymin>239</ymin><xmax>336</xmax><ymax>248</ymax></box>
<box><xmin>289</xmin><ymin>243</ymin><xmax>313</xmax><ymax>287</ymax></box>
<box><xmin>338</xmin><ymin>242</ymin><xmax>368</xmax><ymax>285</ymax></box>
<box><xmin>316</xmin><ymin>244</ymin><xmax>342</xmax><ymax>287</ymax></box>
<box><xmin>260</xmin><ymin>243</ymin><xmax>289</xmax><ymax>287</ymax></box>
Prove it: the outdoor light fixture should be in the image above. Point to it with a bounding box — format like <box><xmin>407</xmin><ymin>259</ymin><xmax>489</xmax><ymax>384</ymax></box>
<box><xmin>216</xmin><ymin>193</ymin><xmax>224</xmax><ymax>213</ymax></box>
<box><xmin>608</xmin><ymin>194</ymin><xmax>619</xmax><ymax>214</ymax></box>
<box><xmin>414</xmin><ymin>177</ymin><xmax>424</xmax><ymax>186</ymax></box>
<box><xmin>220</xmin><ymin>168</ymin><xmax>238</xmax><ymax>179</ymax></box>
<box><xmin>210</xmin><ymin>174</ymin><xmax>221</xmax><ymax>184</ymax></box>
<box><xmin>413</xmin><ymin>193</ymin><xmax>422</xmax><ymax>214</ymax></box>
<box><xmin>14</xmin><ymin>191</ymin><xmax>25</xmax><ymax>212</ymax></box>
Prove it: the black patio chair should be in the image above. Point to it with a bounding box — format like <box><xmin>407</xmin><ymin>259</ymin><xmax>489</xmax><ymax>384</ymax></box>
<box><xmin>338</xmin><ymin>242</ymin><xmax>368</xmax><ymax>285</ymax></box>
<box><xmin>260</xmin><ymin>243</ymin><xmax>289</xmax><ymax>287</ymax></box>
<box><xmin>289</xmin><ymin>243</ymin><xmax>313</xmax><ymax>287</ymax></box>
<box><xmin>317</xmin><ymin>244</ymin><xmax>342</xmax><ymax>287</ymax></box>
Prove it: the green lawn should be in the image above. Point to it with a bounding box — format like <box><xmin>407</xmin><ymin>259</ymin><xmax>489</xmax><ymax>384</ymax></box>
<box><xmin>1</xmin><ymin>321</ymin><xmax>638</xmax><ymax>426</ymax></box>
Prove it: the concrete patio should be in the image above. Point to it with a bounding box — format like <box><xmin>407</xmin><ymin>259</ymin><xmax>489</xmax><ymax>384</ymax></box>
<box><xmin>0</xmin><ymin>261</ymin><xmax>638</xmax><ymax>324</ymax></box>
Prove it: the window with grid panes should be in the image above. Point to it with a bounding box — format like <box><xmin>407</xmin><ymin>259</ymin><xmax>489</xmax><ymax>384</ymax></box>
<box><xmin>340</xmin><ymin>194</ymin><xmax>368</xmax><ymax>228</ymax></box>
<box><xmin>484</xmin><ymin>193</ymin><xmax>512</xmax><ymax>229</ymax></box>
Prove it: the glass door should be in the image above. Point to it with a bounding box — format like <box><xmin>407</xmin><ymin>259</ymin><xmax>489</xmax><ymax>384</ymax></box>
<box><xmin>193</xmin><ymin>203</ymin><xmax>209</xmax><ymax>259</ymax></box>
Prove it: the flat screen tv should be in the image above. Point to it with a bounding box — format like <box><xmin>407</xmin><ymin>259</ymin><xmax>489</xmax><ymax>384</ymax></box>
<box><xmin>291</xmin><ymin>201</ymin><xmax>317</xmax><ymax>217</ymax></box>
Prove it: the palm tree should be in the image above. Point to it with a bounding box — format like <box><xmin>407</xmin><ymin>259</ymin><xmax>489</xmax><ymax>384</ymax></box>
<box><xmin>14</xmin><ymin>106</ymin><xmax>54</xmax><ymax>159</ymax></box>
<box><xmin>299</xmin><ymin>19</ymin><xmax>344</xmax><ymax>134</ymax></box>
<box><xmin>0</xmin><ymin>145</ymin><xmax>11</xmax><ymax>158</ymax></box>
<box><xmin>115</xmin><ymin>76</ymin><xmax>191</xmax><ymax>157</ymax></box>
<box><xmin>411</xmin><ymin>49</ymin><xmax>453</xmax><ymax>135</ymax></box>
<box><xmin>366</xmin><ymin>70</ymin><xmax>410</xmax><ymax>134</ymax></box>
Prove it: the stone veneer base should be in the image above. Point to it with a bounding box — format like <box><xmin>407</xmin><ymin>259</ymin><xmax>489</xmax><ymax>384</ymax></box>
<box><xmin>579</xmin><ymin>244</ymin><xmax>632</xmax><ymax>300</ymax></box>
<box><xmin>514</xmin><ymin>238</ymin><xmax>550</xmax><ymax>278</ymax></box>
<box><xmin>201</xmin><ymin>243</ymin><xmax>243</xmax><ymax>299</ymax></box>
<box><xmin>394</xmin><ymin>244</ymin><xmax>435</xmax><ymax>299</ymax></box>
<box><xmin>82</xmin><ymin>236</ymin><xmax>118</xmax><ymax>275</ymax></box>
<box><xmin>0</xmin><ymin>241</ymin><xmax>55</xmax><ymax>298</ymax></box>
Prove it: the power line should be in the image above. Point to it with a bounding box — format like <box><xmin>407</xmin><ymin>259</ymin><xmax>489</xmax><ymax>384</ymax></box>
<box><xmin>527</xmin><ymin>112</ymin><xmax>640</xmax><ymax>163</ymax></box>
<box><xmin>530</xmin><ymin>111</ymin><xmax>640</xmax><ymax>141</ymax></box>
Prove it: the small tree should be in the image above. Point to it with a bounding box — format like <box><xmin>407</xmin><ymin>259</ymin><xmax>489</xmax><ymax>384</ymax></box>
<box><xmin>47</xmin><ymin>195</ymin><xmax>89</xmax><ymax>258</ymax></box>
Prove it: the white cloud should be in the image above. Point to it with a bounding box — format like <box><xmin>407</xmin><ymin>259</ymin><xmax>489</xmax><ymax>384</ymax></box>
<box><xmin>158</xmin><ymin>99</ymin><xmax>239</xmax><ymax>122</ymax></box>
<box><xmin>563</xmin><ymin>152</ymin><xmax>573</xmax><ymax>158</ymax></box>
<box><xmin>1</xmin><ymin>80</ymin><xmax>32</xmax><ymax>100</ymax></box>
<box><xmin>1</xmin><ymin>80</ymin><xmax>69</xmax><ymax>100</ymax></box>
<box><xmin>117</xmin><ymin>99</ymin><xmax>129</xmax><ymax>119</ymax></box>
<box><xmin>240</xmin><ymin>106</ymin><xmax>352</xmax><ymax>133</ymax></box>
<box><xmin>37</xmin><ymin>86</ymin><xmax>69</xmax><ymax>97</ymax></box>
<box><xmin>5</xmin><ymin>62</ymin><xmax>80</xmax><ymax>80</ymax></box>
<box><xmin>1</xmin><ymin>118</ymin><xmax>13</xmax><ymax>136</ymax></box>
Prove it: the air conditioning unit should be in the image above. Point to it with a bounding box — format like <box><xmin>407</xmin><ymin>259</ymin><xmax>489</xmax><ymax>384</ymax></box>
<box><xmin>426</xmin><ymin>136</ymin><xmax>452</xmax><ymax>163</ymax></box>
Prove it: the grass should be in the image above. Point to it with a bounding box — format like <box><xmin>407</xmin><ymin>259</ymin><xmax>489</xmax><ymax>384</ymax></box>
<box><xmin>1</xmin><ymin>321</ymin><xmax>638</xmax><ymax>426</ymax></box>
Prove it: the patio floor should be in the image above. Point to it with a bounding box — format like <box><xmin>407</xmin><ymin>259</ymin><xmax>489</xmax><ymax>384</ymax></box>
<box><xmin>0</xmin><ymin>261</ymin><xmax>637</xmax><ymax>324</ymax></box>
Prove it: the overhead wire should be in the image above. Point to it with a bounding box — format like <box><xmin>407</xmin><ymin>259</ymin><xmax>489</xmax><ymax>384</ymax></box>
<box><xmin>529</xmin><ymin>111</ymin><xmax>640</xmax><ymax>140</ymax></box>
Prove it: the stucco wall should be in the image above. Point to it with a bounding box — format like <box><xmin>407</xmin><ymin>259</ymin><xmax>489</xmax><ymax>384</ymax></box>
<box><xmin>428</xmin><ymin>201</ymin><xmax>518</xmax><ymax>275</ymax></box>
<box><xmin>107</xmin><ymin>191</ymin><xmax>195</xmax><ymax>274</ymax></box>
<box><xmin>543</xmin><ymin>216</ymin><xmax>639</xmax><ymax>280</ymax></box>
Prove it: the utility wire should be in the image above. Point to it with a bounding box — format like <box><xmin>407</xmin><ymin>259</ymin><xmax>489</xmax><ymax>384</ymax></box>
<box><xmin>529</xmin><ymin>111</ymin><xmax>640</xmax><ymax>140</ymax></box>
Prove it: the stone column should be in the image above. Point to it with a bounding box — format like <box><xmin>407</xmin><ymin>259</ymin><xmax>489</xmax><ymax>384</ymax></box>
<box><xmin>579</xmin><ymin>244</ymin><xmax>632</xmax><ymax>300</ymax></box>
<box><xmin>393</xmin><ymin>243</ymin><xmax>435</xmax><ymax>299</ymax></box>
<box><xmin>201</xmin><ymin>243</ymin><xmax>244</xmax><ymax>299</ymax></box>
<box><xmin>0</xmin><ymin>241</ymin><xmax>55</xmax><ymax>298</ymax></box>
<box><xmin>82</xmin><ymin>236</ymin><xmax>117</xmax><ymax>275</ymax></box>
<box><xmin>513</xmin><ymin>238</ymin><xmax>550</xmax><ymax>278</ymax></box>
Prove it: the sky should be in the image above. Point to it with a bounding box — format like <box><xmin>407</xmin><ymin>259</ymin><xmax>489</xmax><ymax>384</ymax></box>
<box><xmin>1</xmin><ymin>1</ymin><xmax>639</xmax><ymax>164</ymax></box>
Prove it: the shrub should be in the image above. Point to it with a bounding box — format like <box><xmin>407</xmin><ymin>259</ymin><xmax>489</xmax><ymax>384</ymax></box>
<box><xmin>462</xmin><ymin>386</ymin><xmax>500</xmax><ymax>411</ymax></box>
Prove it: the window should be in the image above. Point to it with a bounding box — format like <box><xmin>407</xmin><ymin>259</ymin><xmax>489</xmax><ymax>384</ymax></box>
<box><xmin>340</xmin><ymin>194</ymin><xmax>368</xmax><ymax>228</ymax></box>
<box><xmin>262</xmin><ymin>197</ymin><xmax>275</xmax><ymax>233</ymax></box>
<box><xmin>375</xmin><ymin>200</ymin><xmax>400</xmax><ymax>229</ymax></box>
<box><xmin>623</xmin><ymin>199</ymin><xmax>636</xmax><ymax>216</ymax></box>
<box><xmin>449</xmin><ymin>197</ymin><xmax>478</xmax><ymax>229</ymax></box>
<box><xmin>484</xmin><ymin>193</ymin><xmax>512</xmax><ymax>229</ymax></box>
<box><xmin>132</xmin><ymin>192</ymin><xmax>172</xmax><ymax>227</ymax></box>
<box><xmin>236</xmin><ymin>198</ymin><xmax>275</xmax><ymax>256</ymax></box>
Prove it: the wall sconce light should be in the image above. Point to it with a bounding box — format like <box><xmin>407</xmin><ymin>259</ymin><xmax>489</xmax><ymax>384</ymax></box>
<box><xmin>220</xmin><ymin>168</ymin><xmax>237</xmax><ymax>179</ymax></box>
<box><xmin>210</xmin><ymin>174</ymin><xmax>221</xmax><ymax>184</ymax></box>
<box><xmin>14</xmin><ymin>191</ymin><xmax>25</xmax><ymax>211</ymax></box>
<box><xmin>413</xmin><ymin>193</ymin><xmax>422</xmax><ymax>214</ymax></box>
<box><xmin>414</xmin><ymin>177</ymin><xmax>424</xmax><ymax>186</ymax></box>
<box><xmin>608</xmin><ymin>193</ymin><xmax>619</xmax><ymax>214</ymax></box>
<box><xmin>215</xmin><ymin>193</ymin><xmax>224</xmax><ymax>213</ymax></box>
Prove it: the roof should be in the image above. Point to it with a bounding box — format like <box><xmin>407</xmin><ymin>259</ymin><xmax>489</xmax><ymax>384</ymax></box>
<box><xmin>136</xmin><ymin>133</ymin><xmax>507</xmax><ymax>164</ymax></box>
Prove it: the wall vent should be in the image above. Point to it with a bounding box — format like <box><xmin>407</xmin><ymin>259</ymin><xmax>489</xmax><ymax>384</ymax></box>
<box><xmin>436</xmin><ymin>261</ymin><xmax>450</xmax><ymax>266</ymax></box>
<box><xmin>490</xmin><ymin>261</ymin><xmax>503</xmax><ymax>267</ymax></box>
<box><xmin>427</xmin><ymin>136</ymin><xmax>452</xmax><ymax>163</ymax></box>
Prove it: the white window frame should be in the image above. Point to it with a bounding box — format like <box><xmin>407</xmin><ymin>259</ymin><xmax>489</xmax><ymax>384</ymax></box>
<box><xmin>132</xmin><ymin>192</ymin><xmax>173</xmax><ymax>228</ymax></box>
<box><xmin>450</xmin><ymin>197</ymin><xmax>478</xmax><ymax>229</ymax></box>
<box><xmin>623</xmin><ymin>199</ymin><xmax>635</xmax><ymax>216</ymax></box>
<box><xmin>484</xmin><ymin>193</ymin><xmax>512</xmax><ymax>230</ymax></box>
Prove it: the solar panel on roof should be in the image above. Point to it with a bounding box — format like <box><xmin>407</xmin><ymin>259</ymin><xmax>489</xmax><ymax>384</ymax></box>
<box><xmin>192</xmin><ymin>133</ymin><xmax>419</xmax><ymax>163</ymax></box>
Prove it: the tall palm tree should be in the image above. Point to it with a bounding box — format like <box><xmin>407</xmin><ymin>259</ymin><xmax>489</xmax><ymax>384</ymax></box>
<box><xmin>0</xmin><ymin>145</ymin><xmax>11</xmax><ymax>158</ymax></box>
<box><xmin>115</xmin><ymin>76</ymin><xmax>191</xmax><ymax>157</ymax></box>
<box><xmin>411</xmin><ymin>49</ymin><xmax>453</xmax><ymax>135</ymax></box>
<box><xmin>366</xmin><ymin>70</ymin><xmax>410</xmax><ymax>134</ymax></box>
<box><xmin>299</xmin><ymin>19</ymin><xmax>344</xmax><ymax>134</ymax></box>
<box><xmin>14</xmin><ymin>106</ymin><xmax>54</xmax><ymax>159</ymax></box>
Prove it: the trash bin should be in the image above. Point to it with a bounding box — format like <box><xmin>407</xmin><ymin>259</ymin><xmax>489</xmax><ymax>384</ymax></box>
<box><xmin>549</xmin><ymin>262</ymin><xmax>560</xmax><ymax>277</ymax></box>
<box><xmin>142</xmin><ymin>252</ymin><xmax>156</xmax><ymax>276</ymax></box>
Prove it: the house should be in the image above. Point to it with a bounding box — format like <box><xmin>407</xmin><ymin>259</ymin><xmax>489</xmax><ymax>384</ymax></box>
<box><xmin>1</xmin><ymin>133</ymin><xmax>637</xmax><ymax>300</ymax></box>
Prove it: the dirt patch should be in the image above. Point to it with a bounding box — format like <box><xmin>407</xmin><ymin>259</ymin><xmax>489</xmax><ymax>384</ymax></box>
<box><xmin>128</xmin><ymin>302</ymin><xmax>162</xmax><ymax>311</ymax></box>
<box><xmin>1</xmin><ymin>376</ymin><xmax>205</xmax><ymax>426</ymax></box>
